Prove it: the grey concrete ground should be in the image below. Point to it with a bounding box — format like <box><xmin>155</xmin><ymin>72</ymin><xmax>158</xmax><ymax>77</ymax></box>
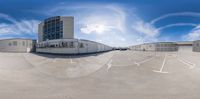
<box><xmin>0</xmin><ymin>49</ymin><xmax>200</xmax><ymax>99</ymax></box>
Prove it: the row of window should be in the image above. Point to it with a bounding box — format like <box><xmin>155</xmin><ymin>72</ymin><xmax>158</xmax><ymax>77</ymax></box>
<box><xmin>156</xmin><ymin>48</ymin><xmax>178</xmax><ymax>51</ymax></box>
<box><xmin>8</xmin><ymin>41</ymin><xmax>32</xmax><ymax>47</ymax></box>
<box><xmin>156</xmin><ymin>44</ymin><xmax>176</xmax><ymax>47</ymax></box>
<box><xmin>194</xmin><ymin>43</ymin><xmax>200</xmax><ymax>47</ymax></box>
<box><xmin>43</xmin><ymin>18</ymin><xmax>63</xmax><ymax>41</ymax></box>
<box><xmin>37</xmin><ymin>42</ymin><xmax>85</xmax><ymax>48</ymax></box>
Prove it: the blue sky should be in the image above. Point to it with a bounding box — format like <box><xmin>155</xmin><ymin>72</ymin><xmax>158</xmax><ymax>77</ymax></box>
<box><xmin>1</xmin><ymin>0</ymin><xmax>200</xmax><ymax>47</ymax></box>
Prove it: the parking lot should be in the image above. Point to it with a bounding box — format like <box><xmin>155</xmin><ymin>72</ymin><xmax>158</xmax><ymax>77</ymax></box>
<box><xmin>0</xmin><ymin>50</ymin><xmax>200</xmax><ymax>99</ymax></box>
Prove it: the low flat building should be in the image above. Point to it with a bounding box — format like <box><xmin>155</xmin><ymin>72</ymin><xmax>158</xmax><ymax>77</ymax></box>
<box><xmin>36</xmin><ymin>39</ymin><xmax>112</xmax><ymax>54</ymax></box>
<box><xmin>193</xmin><ymin>40</ymin><xmax>200</xmax><ymax>52</ymax></box>
<box><xmin>176</xmin><ymin>41</ymin><xmax>193</xmax><ymax>52</ymax></box>
<box><xmin>155</xmin><ymin>42</ymin><xmax>178</xmax><ymax>52</ymax></box>
<box><xmin>0</xmin><ymin>38</ymin><xmax>36</xmax><ymax>53</ymax></box>
<box><xmin>130</xmin><ymin>42</ymin><xmax>178</xmax><ymax>52</ymax></box>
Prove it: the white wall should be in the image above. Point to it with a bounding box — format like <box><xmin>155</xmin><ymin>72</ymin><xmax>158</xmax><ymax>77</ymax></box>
<box><xmin>36</xmin><ymin>39</ymin><xmax>112</xmax><ymax>54</ymax></box>
<box><xmin>0</xmin><ymin>39</ymin><xmax>35</xmax><ymax>53</ymax></box>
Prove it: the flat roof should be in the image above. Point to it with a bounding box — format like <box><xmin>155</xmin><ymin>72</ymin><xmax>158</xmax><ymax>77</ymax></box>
<box><xmin>0</xmin><ymin>38</ymin><xmax>36</xmax><ymax>41</ymax></box>
<box><xmin>176</xmin><ymin>41</ymin><xmax>193</xmax><ymax>45</ymax></box>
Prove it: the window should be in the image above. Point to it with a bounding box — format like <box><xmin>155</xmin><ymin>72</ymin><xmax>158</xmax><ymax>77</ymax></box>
<box><xmin>62</xmin><ymin>42</ymin><xmax>68</xmax><ymax>48</ymax></box>
<box><xmin>29</xmin><ymin>43</ymin><xmax>32</xmax><ymax>47</ymax></box>
<box><xmin>13</xmin><ymin>41</ymin><xmax>17</xmax><ymax>46</ymax></box>
<box><xmin>8</xmin><ymin>42</ymin><xmax>12</xmax><ymax>46</ymax></box>
<box><xmin>79</xmin><ymin>43</ymin><xmax>84</xmax><ymax>48</ymax></box>
<box><xmin>22</xmin><ymin>41</ymin><xmax>25</xmax><ymax>46</ymax></box>
<box><xmin>69</xmin><ymin>42</ymin><xmax>74</xmax><ymax>48</ymax></box>
<box><xmin>197</xmin><ymin>43</ymin><xmax>200</xmax><ymax>47</ymax></box>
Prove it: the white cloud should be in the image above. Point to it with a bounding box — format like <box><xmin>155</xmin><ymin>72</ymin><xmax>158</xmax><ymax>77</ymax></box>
<box><xmin>80</xmin><ymin>24</ymin><xmax>114</xmax><ymax>35</ymax></box>
<box><xmin>150</xmin><ymin>12</ymin><xmax>200</xmax><ymax>24</ymax></box>
<box><xmin>0</xmin><ymin>13</ymin><xmax>40</xmax><ymax>37</ymax></box>
<box><xmin>183</xmin><ymin>26</ymin><xmax>200</xmax><ymax>41</ymax></box>
<box><xmin>132</xmin><ymin>21</ymin><xmax>159</xmax><ymax>37</ymax></box>
<box><xmin>157</xmin><ymin>23</ymin><xmax>197</xmax><ymax>31</ymax></box>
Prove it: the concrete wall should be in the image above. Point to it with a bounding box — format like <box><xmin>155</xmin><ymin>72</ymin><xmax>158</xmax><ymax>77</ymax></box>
<box><xmin>38</xmin><ymin>22</ymin><xmax>44</xmax><ymax>42</ymax></box>
<box><xmin>130</xmin><ymin>42</ymin><xmax>178</xmax><ymax>52</ymax></box>
<box><xmin>61</xmin><ymin>17</ymin><xmax>74</xmax><ymax>39</ymax></box>
<box><xmin>193</xmin><ymin>40</ymin><xmax>200</xmax><ymax>52</ymax></box>
<box><xmin>155</xmin><ymin>42</ymin><xmax>178</xmax><ymax>52</ymax></box>
<box><xmin>0</xmin><ymin>39</ymin><xmax>36</xmax><ymax>53</ymax></box>
<box><xmin>36</xmin><ymin>39</ymin><xmax>112</xmax><ymax>54</ymax></box>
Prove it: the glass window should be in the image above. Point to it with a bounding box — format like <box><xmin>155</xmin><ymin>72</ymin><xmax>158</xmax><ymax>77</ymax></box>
<box><xmin>69</xmin><ymin>42</ymin><xmax>74</xmax><ymax>48</ymax></box>
<box><xmin>79</xmin><ymin>43</ymin><xmax>84</xmax><ymax>48</ymax></box>
<box><xmin>22</xmin><ymin>41</ymin><xmax>25</xmax><ymax>46</ymax></box>
<box><xmin>8</xmin><ymin>42</ymin><xmax>12</xmax><ymax>46</ymax></box>
<box><xmin>13</xmin><ymin>41</ymin><xmax>17</xmax><ymax>46</ymax></box>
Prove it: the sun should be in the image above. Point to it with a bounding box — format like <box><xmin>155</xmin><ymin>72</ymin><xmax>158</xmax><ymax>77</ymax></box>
<box><xmin>94</xmin><ymin>24</ymin><xmax>106</xmax><ymax>34</ymax></box>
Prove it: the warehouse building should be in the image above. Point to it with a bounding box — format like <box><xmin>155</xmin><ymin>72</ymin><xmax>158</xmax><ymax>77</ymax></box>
<box><xmin>0</xmin><ymin>38</ymin><xmax>36</xmax><ymax>53</ymax></box>
<box><xmin>130</xmin><ymin>42</ymin><xmax>178</xmax><ymax>52</ymax></box>
<box><xmin>176</xmin><ymin>41</ymin><xmax>193</xmax><ymax>52</ymax></box>
<box><xmin>37</xmin><ymin>16</ymin><xmax>112</xmax><ymax>54</ymax></box>
<box><xmin>193</xmin><ymin>40</ymin><xmax>200</xmax><ymax>52</ymax></box>
<box><xmin>155</xmin><ymin>42</ymin><xmax>178</xmax><ymax>51</ymax></box>
<box><xmin>36</xmin><ymin>39</ymin><xmax>112</xmax><ymax>54</ymax></box>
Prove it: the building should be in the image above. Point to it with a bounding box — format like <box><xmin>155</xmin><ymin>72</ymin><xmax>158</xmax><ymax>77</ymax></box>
<box><xmin>155</xmin><ymin>42</ymin><xmax>178</xmax><ymax>51</ymax></box>
<box><xmin>130</xmin><ymin>42</ymin><xmax>178</xmax><ymax>52</ymax></box>
<box><xmin>0</xmin><ymin>38</ymin><xmax>36</xmax><ymax>53</ymax></box>
<box><xmin>176</xmin><ymin>41</ymin><xmax>193</xmax><ymax>52</ymax></box>
<box><xmin>36</xmin><ymin>39</ymin><xmax>112</xmax><ymax>54</ymax></box>
<box><xmin>37</xmin><ymin>16</ymin><xmax>112</xmax><ymax>54</ymax></box>
<box><xmin>193</xmin><ymin>40</ymin><xmax>200</xmax><ymax>52</ymax></box>
<box><xmin>38</xmin><ymin>16</ymin><xmax>74</xmax><ymax>42</ymax></box>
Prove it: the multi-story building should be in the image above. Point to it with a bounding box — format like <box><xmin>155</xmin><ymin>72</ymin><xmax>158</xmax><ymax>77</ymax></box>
<box><xmin>38</xmin><ymin>16</ymin><xmax>74</xmax><ymax>42</ymax></box>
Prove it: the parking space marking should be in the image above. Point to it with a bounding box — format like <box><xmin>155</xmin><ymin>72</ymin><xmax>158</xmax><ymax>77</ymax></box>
<box><xmin>69</xmin><ymin>56</ymin><xmax>76</xmax><ymax>64</ymax></box>
<box><xmin>177</xmin><ymin>57</ymin><xmax>195</xmax><ymax>69</ymax></box>
<box><xmin>153</xmin><ymin>54</ymin><xmax>168</xmax><ymax>74</ymax></box>
<box><xmin>107</xmin><ymin>59</ymin><xmax>112</xmax><ymax>72</ymax></box>
<box><xmin>134</xmin><ymin>56</ymin><xmax>155</xmax><ymax>66</ymax></box>
<box><xmin>53</xmin><ymin>58</ymin><xmax>57</xmax><ymax>63</ymax></box>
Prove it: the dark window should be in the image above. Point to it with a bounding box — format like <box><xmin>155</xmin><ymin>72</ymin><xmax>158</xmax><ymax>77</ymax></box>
<box><xmin>22</xmin><ymin>41</ymin><xmax>25</xmax><ymax>46</ymax></box>
<box><xmin>79</xmin><ymin>43</ymin><xmax>84</xmax><ymax>48</ymax></box>
<box><xmin>43</xmin><ymin>17</ymin><xmax>63</xmax><ymax>41</ymax></box>
<box><xmin>13</xmin><ymin>41</ymin><xmax>17</xmax><ymax>46</ymax></box>
<box><xmin>69</xmin><ymin>42</ymin><xmax>74</xmax><ymax>48</ymax></box>
<box><xmin>8</xmin><ymin>42</ymin><xmax>12</xmax><ymax>46</ymax></box>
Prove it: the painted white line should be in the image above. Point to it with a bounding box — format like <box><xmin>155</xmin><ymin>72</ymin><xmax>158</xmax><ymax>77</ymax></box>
<box><xmin>37</xmin><ymin>58</ymin><xmax>52</xmax><ymax>65</ymax></box>
<box><xmin>134</xmin><ymin>62</ymin><xmax>140</xmax><ymax>66</ymax></box>
<box><xmin>107</xmin><ymin>59</ymin><xmax>112</xmax><ymax>72</ymax></box>
<box><xmin>177</xmin><ymin>57</ymin><xmax>196</xmax><ymax>69</ymax></box>
<box><xmin>134</xmin><ymin>56</ymin><xmax>155</xmax><ymax>66</ymax></box>
<box><xmin>53</xmin><ymin>58</ymin><xmax>57</xmax><ymax>63</ymax></box>
<box><xmin>69</xmin><ymin>56</ymin><xmax>76</xmax><ymax>64</ymax></box>
<box><xmin>153</xmin><ymin>54</ymin><xmax>168</xmax><ymax>74</ymax></box>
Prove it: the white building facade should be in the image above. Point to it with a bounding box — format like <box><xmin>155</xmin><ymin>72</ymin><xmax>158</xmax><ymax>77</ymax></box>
<box><xmin>0</xmin><ymin>38</ymin><xmax>36</xmax><ymax>53</ymax></box>
<box><xmin>193</xmin><ymin>40</ymin><xmax>200</xmax><ymax>52</ymax></box>
<box><xmin>130</xmin><ymin>42</ymin><xmax>178</xmax><ymax>52</ymax></box>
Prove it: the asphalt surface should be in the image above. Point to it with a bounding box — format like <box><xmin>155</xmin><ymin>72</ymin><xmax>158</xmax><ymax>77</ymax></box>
<box><xmin>0</xmin><ymin>49</ymin><xmax>200</xmax><ymax>99</ymax></box>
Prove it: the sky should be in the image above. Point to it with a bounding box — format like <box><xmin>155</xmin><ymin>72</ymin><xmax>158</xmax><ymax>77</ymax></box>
<box><xmin>1</xmin><ymin>0</ymin><xmax>200</xmax><ymax>47</ymax></box>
